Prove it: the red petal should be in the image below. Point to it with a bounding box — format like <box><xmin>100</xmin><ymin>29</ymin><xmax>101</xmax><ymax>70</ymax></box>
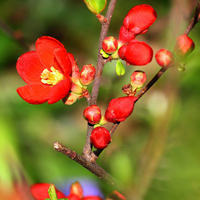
<box><xmin>16</xmin><ymin>51</ymin><xmax>45</xmax><ymax>84</ymax></box>
<box><xmin>54</xmin><ymin>49</ymin><xmax>72</xmax><ymax>77</ymax></box>
<box><xmin>36</xmin><ymin>36</ymin><xmax>67</xmax><ymax>69</ymax></box>
<box><xmin>48</xmin><ymin>77</ymin><xmax>71</xmax><ymax>104</ymax></box>
<box><xmin>123</xmin><ymin>4</ymin><xmax>157</xmax><ymax>35</ymax></box>
<box><xmin>17</xmin><ymin>84</ymin><xmax>50</xmax><ymax>104</ymax></box>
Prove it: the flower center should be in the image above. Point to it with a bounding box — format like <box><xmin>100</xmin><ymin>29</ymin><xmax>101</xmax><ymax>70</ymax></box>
<box><xmin>41</xmin><ymin>67</ymin><xmax>64</xmax><ymax>86</ymax></box>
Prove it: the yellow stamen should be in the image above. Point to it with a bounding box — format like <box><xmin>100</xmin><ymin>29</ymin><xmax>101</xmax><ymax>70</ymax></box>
<box><xmin>41</xmin><ymin>67</ymin><xmax>64</xmax><ymax>86</ymax></box>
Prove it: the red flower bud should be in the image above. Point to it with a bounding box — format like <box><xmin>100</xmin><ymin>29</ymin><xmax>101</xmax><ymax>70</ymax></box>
<box><xmin>155</xmin><ymin>49</ymin><xmax>174</xmax><ymax>68</ymax></box>
<box><xmin>90</xmin><ymin>127</ymin><xmax>111</xmax><ymax>149</ymax></box>
<box><xmin>30</xmin><ymin>183</ymin><xmax>65</xmax><ymax>200</ymax></box>
<box><xmin>173</xmin><ymin>34</ymin><xmax>195</xmax><ymax>60</ymax></box>
<box><xmin>105</xmin><ymin>96</ymin><xmax>137</xmax><ymax>123</ymax></box>
<box><xmin>102</xmin><ymin>36</ymin><xmax>118</xmax><ymax>54</ymax></box>
<box><xmin>80</xmin><ymin>64</ymin><xmax>96</xmax><ymax>86</ymax></box>
<box><xmin>131</xmin><ymin>70</ymin><xmax>147</xmax><ymax>89</ymax></box>
<box><xmin>119</xmin><ymin>4</ymin><xmax>157</xmax><ymax>44</ymax></box>
<box><xmin>83</xmin><ymin>105</ymin><xmax>102</xmax><ymax>125</ymax></box>
<box><xmin>70</xmin><ymin>182</ymin><xmax>83</xmax><ymax>199</ymax></box>
<box><xmin>118</xmin><ymin>40</ymin><xmax>153</xmax><ymax>66</ymax></box>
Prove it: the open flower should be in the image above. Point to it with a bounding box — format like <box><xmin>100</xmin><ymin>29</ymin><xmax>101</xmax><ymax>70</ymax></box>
<box><xmin>16</xmin><ymin>36</ymin><xmax>74</xmax><ymax>104</ymax></box>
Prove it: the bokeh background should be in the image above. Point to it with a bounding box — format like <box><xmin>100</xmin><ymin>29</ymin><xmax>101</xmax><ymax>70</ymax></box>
<box><xmin>0</xmin><ymin>0</ymin><xmax>200</xmax><ymax>199</ymax></box>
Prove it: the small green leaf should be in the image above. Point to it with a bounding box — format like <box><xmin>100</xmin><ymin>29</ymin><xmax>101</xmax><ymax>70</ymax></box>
<box><xmin>48</xmin><ymin>184</ymin><xmax>58</xmax><ymax>200</ymax></box>
<box><xmin>100</xmin><ymin>49</ymin><xmax>109</xmax><ymax>58</ymax></box>
<box><xmin>116</xmin><ymin>60</ymin><xmax>126</xmax><ymax>76</ymax></box>
<box><xmin>84</xmin><ymin>0</ymin><xmax>107</xmax><ymax>14</ymax></box>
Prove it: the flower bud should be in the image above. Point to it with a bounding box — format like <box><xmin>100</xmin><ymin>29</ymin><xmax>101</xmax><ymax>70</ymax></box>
<box><xmin>155</xmin><ymin>49</ymin><xmax>174</xmax><ymax>68</ymax></box>
<box><xmin>131</xmin><ymin>70</ymin><xmax>147</xmax><ymax>89</ymax></box>
<box><xmin>70</xmin><ymin>182</ymin><xmax>83</xmax><ymax>199</ymax></box>
<box><xmin>71</xmin><ymin>83</ymin><xmax>83</xmax><ymax>94</ymax></box>
<box><xmin>173</xmin><ymin>34</ymin><xmax>195</xmax><ymax>60</ymax></box>
<box><xmin>105</xmin><ymin>96</ymin><xmax>137</xmax><ymax>123</ymax></box>
<box><xmin>64</xmin><ymin>92</ymin><xmax>80</xmax><ymax>105</ymax></box>
<box><xmin>83</xmin><ymin>105</ymin><xmax>101</xmax><ymax>125</ymax></box>
<box><xmin>102</xmin><ymin>36</ymin><xmax>118</xmax><ymax>54</ymax></box>
<box><xmin>118</xmin><ymin>39</ymin><xmax>153</xmax><ymax>66</ymax></box>
<box><xmin>80</xmin><ymin>64</ymin><xmax>96</xmax><ymax>86</ymax></box>
<box><xmin>90</xmin><ymin>127</ymin><xmax>111</xmax><ymax>149</ymax></box>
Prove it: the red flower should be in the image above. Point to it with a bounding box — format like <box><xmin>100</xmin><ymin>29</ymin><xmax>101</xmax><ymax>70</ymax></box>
<box><xmin>118</xmin><ymin>39</ymin><xmax>153</xmax><ymax>66</ymax></box>
<box><xmin>105</xmin><ymin>96</ymin><xmax>137</xmax><ymax>123</ymax></box>
<box><xmin>66</xmin><ymin>193</ymin><xmax>82</xmax><ymax>200</ymax></box>
<box><xmin>30</xmin><ymin>183</ymin><xmax>66</xmax><ymax>200</ymax></box>
<box><xmin>80</xmin><ymin>64</ymin><xmax>96</xmax><ymax>86</ymax></box>
<box><xmin>16</xmin><ymin>36</ymin><xmax>74</xmax><ymax>104</ymax></box>
<box><xmin>119</xmin><ymin>4</ymin><xmax>157</xmax><ymax>44</ymax></box>
<box><xmin>90</xmin><ymin>127</ymin><xmax>111</xmax><ymax>149</ymax></box>
<box><xmin>102</xmin><ymin>36</ymin><xmax>118</xmax><ymax>54</ymax></box>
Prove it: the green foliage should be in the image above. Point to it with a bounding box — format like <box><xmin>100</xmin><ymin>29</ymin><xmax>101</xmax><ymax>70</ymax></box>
<box><xmin>84</xmin><ymin>0</ymin><xmax>107</xmax><ymax>14</ymax></box>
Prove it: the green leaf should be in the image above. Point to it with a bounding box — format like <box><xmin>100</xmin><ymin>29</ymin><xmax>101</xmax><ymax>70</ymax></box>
<box><xmin>116</xmin><ymin>60</ymin><xmax>126</xmax><ymax>76</ymax></box>
<box><xmin>84</xmin><ymin>0</ymin><xmax>107</xmax><ymax>14</ymax></box>
<box><xmin>100</xmin><ymin>49</ymin><xmax>109</xmax><ymax>58</ymax></box>
<box><xmin>48</xmin><ymin>184</ymin><xmax>58</xmax><ymax>200</ymax></box>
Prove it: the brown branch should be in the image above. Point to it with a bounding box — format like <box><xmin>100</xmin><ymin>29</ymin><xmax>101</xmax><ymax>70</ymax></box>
<box><xmin>184</xmin><ymin>0</ymin><xmax>200</xmax><ymax>35</ymax></box>
<box><xmin>82</xmin><ymin>0</ymin><xmax>118</xmax><ymax>157</ymax></box>
<box><xmin>54</xmin><ymin>142</ymin><xmax>125</xmax><ymax>193</ymax></box>
<box><xmin>135</xmin><ymin>67</ymin><xmax>168</xmax><ymax>101</ymax></box>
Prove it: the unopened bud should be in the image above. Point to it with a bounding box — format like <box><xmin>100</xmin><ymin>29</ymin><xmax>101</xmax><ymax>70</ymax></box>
<box><xmin>63</xmin><ymin>92</ymin><xmax>80</xmax><ymax>105</ymax></box>
<box><xmin>155</xmin><ymin>49</ymin><xmax>174</xmax><ymax>68</ymax></box>
<box><xmin>70</xmin><ymin>182</ymin><xmax>83</xmax><ymax>199</ymax></box>
<box><xmin>80</xmin><ymin>64</ymin><xmax>96</xmax><ymax>86</ymax></box>
<box><xmin>130</xmin><ymin>70</ymin><xmax>147</xmax><ymax>90</ymax></box>
<box><xmin>83</xmin><ymin>105</ymin><xmax>101</xmax><ymax>125</ymax></box>
<box><xmin>173</xmin><ymin>34</ymin><xmax>195</xmax><ymax>60</ymax></box>
<box><xmin>90</xmin><ymin>127</ymin><xmax>111</xmax><ymax>149</ymax></box>
<box><xmin>102</xmin><ymin>36</ymin><xmax>118</xmax><ymax>54</ymax></box>
<box><xmin>105</xmin><ymin>96</ymin><xmax>137</xmax><ymax>123</ymax></box>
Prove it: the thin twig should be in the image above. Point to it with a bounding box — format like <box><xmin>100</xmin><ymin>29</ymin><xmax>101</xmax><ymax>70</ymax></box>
<box><xmin>184</xmin><ymin>0</ymin><xmax>200</xmax><ymax>35</ymax></box>
<box><xmin>54</xmin><ymin>142</ymin><xmax>125</xmax><ymax>193</ymax></box>
<box><xmin>82</xmin><ymin>0</ymin><xmax>118</xmax><ymax>158</ymax></box>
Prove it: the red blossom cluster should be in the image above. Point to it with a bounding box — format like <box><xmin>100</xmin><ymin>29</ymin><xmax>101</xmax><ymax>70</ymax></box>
<box><xmin>30</xmin><ymin>182</ymin><xmax>103</xmax><ymax>200</ymax></box>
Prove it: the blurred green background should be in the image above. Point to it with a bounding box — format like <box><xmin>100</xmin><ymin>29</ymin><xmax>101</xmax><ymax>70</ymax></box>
<box><xmin>1</xmin><ymin>0</ymin><xmax>200</xmax><ymax>199</ymax></box>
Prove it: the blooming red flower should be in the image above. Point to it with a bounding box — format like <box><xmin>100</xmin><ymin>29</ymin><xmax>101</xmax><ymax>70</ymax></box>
<box><xmin>83</xmin><ymin>105</ymin><xmax>102</xmax><ymax>125</ymax></box>
<box><xmin>118</xmin><ymin>39</ymin><xmax>153</xmax><ymax>66</ymax></box>
<box><xmin>119</xmin><ymin>4</ymin><xmax>157</xmax><ymax>44</ymax></box>
<box><xmin>105</xmin><ymin>96</ymin><xmax>137</xmax><ymax>123</ymax></box>
<box><xmin>16</xmin><ymin>36</ymin><xmax>74</xmax><ymax>104</ymax></box>
<box><xmin>90</xmin><ymin>127</ymin><xmax>111</xmax><ymax>149</ymax></box>
<box><xmin>30</xmin><ymin>183</ymin><xmax>66</xmax><ymax>200</ymax></box>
